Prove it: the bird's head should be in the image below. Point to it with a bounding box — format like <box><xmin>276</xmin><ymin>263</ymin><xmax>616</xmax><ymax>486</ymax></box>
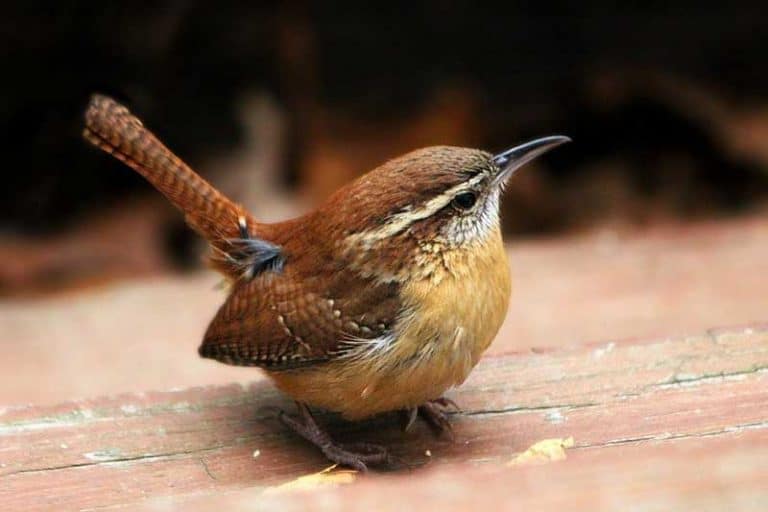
<box><xmin>330</xmin><ymin>136</ymin><xmax>569</xmax><ymax>256</ymax></box>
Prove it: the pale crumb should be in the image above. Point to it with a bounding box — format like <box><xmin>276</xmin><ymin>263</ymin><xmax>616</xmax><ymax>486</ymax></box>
<box><xmin>253</xmin><ymin>449</ymin><xmax>261</xmax><ymax>459</ymax></box>
<box><xmin>425</xmin><ymin>449</ymin><xmax>432</xmax><ymax>457</ymax></box>
<box><xmin>120</xmin><ymin>404</ymin><xmax>139</xmax><ymax>415</ymax></box>
<box><xmin>508</xmin><ymin>437</ymin><xmax>575</xmax><ymax>466</ymax></box>
<box><xmin>592</xmin><ymin>342</ymin><xmax>616</xmax><ymax>359</ymax></box>
<box><xmin>265</xmin><ymin>464</ymin><xmax>357</xmax><ymax>494</ymax></box>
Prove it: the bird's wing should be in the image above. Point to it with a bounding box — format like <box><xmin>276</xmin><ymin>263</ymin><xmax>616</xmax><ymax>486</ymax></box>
<box><xmin>198</xmin><ymin>264</ymin><xmax>401</xmax><ymax>371</ymax></box>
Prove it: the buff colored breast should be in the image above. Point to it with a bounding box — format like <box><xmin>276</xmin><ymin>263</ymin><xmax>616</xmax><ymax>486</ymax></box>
<box><xmin>268</xmin><ymin>227</ymin><xmax>511</xmax><ymax>420</ymax></box>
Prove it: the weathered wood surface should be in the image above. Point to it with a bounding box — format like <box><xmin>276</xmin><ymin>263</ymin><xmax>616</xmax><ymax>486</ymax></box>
<box><xmin>1</xmin><ymin>325</ymin><xmax>767</xmax><ymax>510</ymax></box>
<box><xmin>155</xmin><ymin>430</ymin><xmax>768</xmax><ymax>512</ymax></box>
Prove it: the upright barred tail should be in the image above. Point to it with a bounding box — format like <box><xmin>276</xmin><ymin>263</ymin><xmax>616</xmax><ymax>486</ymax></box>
<box><xmin>83</xmin><ymin>94</ymin><xmax>280</xmax><ymax>279</ymax></box>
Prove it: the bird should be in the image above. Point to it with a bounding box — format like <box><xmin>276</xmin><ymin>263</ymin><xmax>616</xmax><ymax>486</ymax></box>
<box><xmin>83</xmin><ymin>94</ymin><xmax>569</xmax><ymax>470</ymax></box>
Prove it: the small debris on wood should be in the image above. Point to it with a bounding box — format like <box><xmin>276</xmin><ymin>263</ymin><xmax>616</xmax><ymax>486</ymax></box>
<box><xmin>508</xmin><ymin>437</ymin><xmax>574</xmax><ymax>466</ymax></box>
<box><xmin>264</xmin><ymin>465</ymin><xmax>357</xmax><ymax>495</ymax></box>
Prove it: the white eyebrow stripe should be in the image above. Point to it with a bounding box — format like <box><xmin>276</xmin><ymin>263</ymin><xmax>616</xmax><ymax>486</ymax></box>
<box><xmin>346</xmin><ymin>173</ymin><xmax>487</xmax><ymax>246</ymax></box>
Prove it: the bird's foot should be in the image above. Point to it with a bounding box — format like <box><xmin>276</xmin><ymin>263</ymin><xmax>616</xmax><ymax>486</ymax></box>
<box><xmin>278</xmin><ymin>402</ymin><xmax>398</xmax><ymax>472</ymax></box>
<box><xmin>402</xmin><ymin>397</ymin><xmax>460</xmax><ymax>440</ymax></box>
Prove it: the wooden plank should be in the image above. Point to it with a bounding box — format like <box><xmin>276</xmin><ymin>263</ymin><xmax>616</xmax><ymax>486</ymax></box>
<box><xmin>1</xmin><ymin>325</ymin><xmax>766</xmax><ymax>510</ymax></box>
<box><xmin>147</xmin><ymin>430</ymin><xmax>768</xmax><ymax>512</ymax></box>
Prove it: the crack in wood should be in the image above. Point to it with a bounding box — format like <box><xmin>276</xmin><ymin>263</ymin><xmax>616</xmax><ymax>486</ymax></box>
<box><xmin>1</xmin><ymin>444</ymin><xmax>233</xmax><ymax>478</ymax></box>
<box><xmin>460</xmin><ymin>402</ymin><xmax>599</xmax><ymax>417</ymax></box>
<box><xmin>640</xmin><ymin>365</ymin><xmax>768</xmax><ymax>393</ymax></box>
<box><xmin>199</xmin><ymin>457</ymin><xmax>218</xmax><ymax>481</ymax></box>
<box><xmin>575</xmin><ymin>420</ymin><xmax>768</xmax><ymax>449</ymax></box>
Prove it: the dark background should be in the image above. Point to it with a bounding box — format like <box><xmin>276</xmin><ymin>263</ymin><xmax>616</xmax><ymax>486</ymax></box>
<box><xmin>2</xmin><ymin>2</ymin><xmax>768</xmax><ymax>293</ymax></box>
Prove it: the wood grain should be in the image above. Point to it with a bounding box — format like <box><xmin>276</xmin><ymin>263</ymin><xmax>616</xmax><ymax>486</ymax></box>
<box><xmin>1</xmin><ymin>325</ymin><xmax>766</xmax><ymax>510</ymax></box>
<box><xmin>161</xmin><ymin>430</ymin><xmax>768</xmax><ymax>512</ymax></box>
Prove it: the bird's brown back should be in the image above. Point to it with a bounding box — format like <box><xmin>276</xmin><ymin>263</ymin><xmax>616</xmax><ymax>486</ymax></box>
<box><xmin>83</xmin><ymin>95</ymin><xmax>403</xmax><ymax>370</ymax></box>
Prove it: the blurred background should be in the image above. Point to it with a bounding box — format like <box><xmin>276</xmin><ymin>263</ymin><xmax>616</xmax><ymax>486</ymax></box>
<box><xmin>1</xmin><ymin>2</ymin><xmax>767</xmax><ymax>405</ymax></box>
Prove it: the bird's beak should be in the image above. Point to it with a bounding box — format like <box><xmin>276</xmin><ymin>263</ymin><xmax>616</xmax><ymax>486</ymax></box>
<box><xmin>491</xmin><ymin>135</ymin><xmax>571</xmax><ymax>186</ymax></box>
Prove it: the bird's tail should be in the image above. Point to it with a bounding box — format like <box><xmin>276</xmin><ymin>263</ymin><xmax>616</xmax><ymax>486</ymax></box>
<box><xmin>83</xmin><ymin>94</ymin><xmax>277</xmax><ymax>279</ymax></box>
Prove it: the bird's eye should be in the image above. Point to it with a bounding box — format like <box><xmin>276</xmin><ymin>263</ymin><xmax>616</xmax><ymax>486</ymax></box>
<box><xmin>452</xmin><ymin>191</ymin><xmax>477</xmax><ymax>210</ymax></box>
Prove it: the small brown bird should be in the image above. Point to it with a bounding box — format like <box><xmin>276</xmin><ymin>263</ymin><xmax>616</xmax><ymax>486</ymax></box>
<box><xmin>83</xmin><ymin>94</ymin><xmax>568</xmax><ymax>470</ymax></box>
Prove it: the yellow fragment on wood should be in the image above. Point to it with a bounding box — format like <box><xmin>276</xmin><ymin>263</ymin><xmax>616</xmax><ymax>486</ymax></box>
<box><xmin>507</xmin><ymin>437</ymin><xmax>574</xmax><ymax>466</ymax></box>
<box><xmin>264</xmin><ymin>465</ymin><xmax>358</xmax><ymax>494</ymax></box>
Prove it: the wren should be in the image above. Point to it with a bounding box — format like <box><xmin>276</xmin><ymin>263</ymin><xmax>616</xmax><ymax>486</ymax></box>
<box><xmin>83</xmin><ymin>94</ymin><xmax>568</xmax><ymax>470</ymax></box>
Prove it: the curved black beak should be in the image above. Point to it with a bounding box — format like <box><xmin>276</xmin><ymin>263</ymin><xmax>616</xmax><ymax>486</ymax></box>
<box><xmin>492</xmin><ymin>135</ymin><xmax>570</xmax><ymax>186</ymax></box>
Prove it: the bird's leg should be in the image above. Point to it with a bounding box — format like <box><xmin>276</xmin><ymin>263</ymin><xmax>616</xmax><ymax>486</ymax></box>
<box><xmin>404</xmin><ymin>397</ymin><xmax>461</xmax><ymax>440</ymax></box>
<box><xmin>278</xmin><ymin>402</ymin><xmax>395</xmax><ymax>472</ymax></box>
<box><xmin>432</xmin><ymin>397</ymin><xmax>462</xmax><ymax>412</ymax></box>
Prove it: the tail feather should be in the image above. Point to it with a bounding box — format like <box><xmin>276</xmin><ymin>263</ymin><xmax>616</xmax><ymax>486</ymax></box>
<box><xmin>83</xmin><ymin>94</ymin><xmax>279</xmax><ymax>279</ymax></box>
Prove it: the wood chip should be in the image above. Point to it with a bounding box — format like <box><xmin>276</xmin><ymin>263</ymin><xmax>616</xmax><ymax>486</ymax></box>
<box><xmin>264</xmin><ymin>465</ymin><xmax>357</xmax><ymax>494</ymax></box>
<box><xmin>508</xmin><ymin>437</ymin><xmax>574</xmax><ymax>466</ymax></box>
